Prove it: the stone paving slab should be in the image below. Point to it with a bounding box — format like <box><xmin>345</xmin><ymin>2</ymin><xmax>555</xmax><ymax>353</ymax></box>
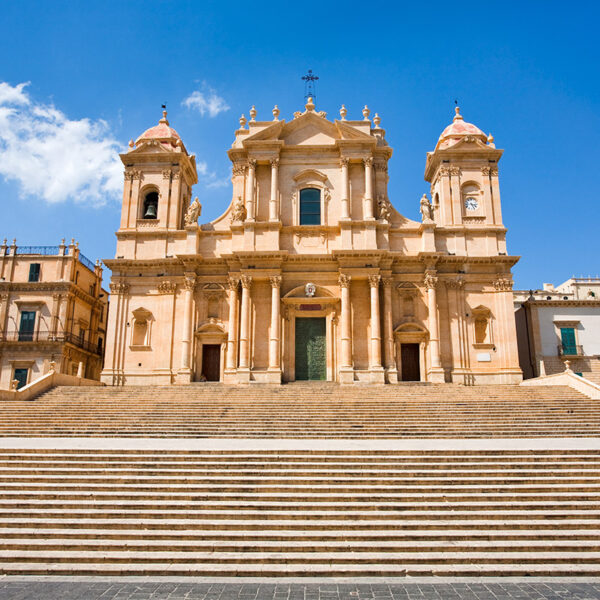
<box><xmin>2</xmin><ymin>438</ymin><xmax>600</xmax><ymax>451</ymax></box>
<box><xmin>3</xmin><ymin>579</ymin><xmax>600</xmax><ymax>600</ymax></box>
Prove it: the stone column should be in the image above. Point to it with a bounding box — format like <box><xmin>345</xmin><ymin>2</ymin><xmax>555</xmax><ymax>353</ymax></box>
<box><xmin>225</xmin><ymin>277</ymin><xmax>239</xmax><ymax>372</ymax></box>
<box><xmin>246</xmin><ymin>159</ymin><xmax>256</xmax><ymax>221</ymax></box>
<box><xmin>340</xmin><ymin>158</ymin><xmax>350</xmax><ymax>219</ymax></box>
<box><xmin>268</xmin><ymin>276</ymin><xmax>282</xmax><ymax>381</ymax></box>
<box><xmin>178</xmin><ymin>273</ymin><xmax>196</xmax><ymax>381</ymax></box>
<box><xmin>363</xmin><ymin>157</ymin><xmax>374</xmax><ymax>219</ymax></box>
<box><xmin>382</xmin><ymin>277</ymin><xmax>397</xmax><ymax>382</ymax></box>
<box><xmin>369</xmin><ymin>275</ymin><xmax>384</xmax><ymax>382</ymax></box>
<box><xmin>269</xmin><ymin>158</ymin><xmax>279</xmax><ymax>222</ymax></box>
<box><xmin>339</xmin><ymin>274</ymin><xmax>353</xmax><ymax>383</ymax></box>
<box><xmin>424</xmin><ymin>270</ymin><xmax>444</xmax><ymax>381</ymax></box>
<box><xmin>238</xmin><ymin>275</ymin><xmax>252</xmax><ymax>373</ymax></box>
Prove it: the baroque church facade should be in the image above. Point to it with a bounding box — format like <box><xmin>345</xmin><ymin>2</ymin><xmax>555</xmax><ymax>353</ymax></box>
<box><xmin>101</xmin><ymin>99</ymin><xmax>522</xmax><ymax>385</ymax></box>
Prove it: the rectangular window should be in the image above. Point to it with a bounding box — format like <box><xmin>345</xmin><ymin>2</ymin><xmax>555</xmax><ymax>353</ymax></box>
<box><xmin>560</xmin><ymin>327</ymin><xmax>577</xmax><ymax>355</ymax></box>
<box><xmin>13</xmin><ymin>368</ymin><xmax>28</xmax><ymax>389</ymax></box>
<box><xmin>28</xmin><ymin>263</ymin><xmax>40</xmax><ymax>282</ymax></box>
<box><xmin>18</xmin><ymin>311</ymin><xmax>36</xmax><ymax>341</ymax></box>
<box><xmin>299</xmin><ymin>188</ymin><xmax>321</xmax><ymax>225</ymax></box>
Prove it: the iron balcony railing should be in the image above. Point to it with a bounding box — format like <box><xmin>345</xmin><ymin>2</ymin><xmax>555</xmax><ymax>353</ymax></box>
<box><xmin>14</xmin><ymin>246</ymin><xmax>60</xmax><ymax>256</ymax></box>
<box><xmin>558</xmin><ymin>344</ymin><xmax>584</xmax><ymax>357</ymax></box>
<box><xmin>78</xmin><ymin>252</ymin><xmax>96</xmax><ymax>272</ymax></box>
<box><xmin>0</xmin><ymin>330</ymin><xmax>103</xmax><ymax>355</ymax></box>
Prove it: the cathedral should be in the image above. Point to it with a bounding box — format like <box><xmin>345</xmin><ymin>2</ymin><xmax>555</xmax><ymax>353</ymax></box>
<box><xmin>101</xmin><ymin>98</ymin><xmax>522</xmax><ymax>385</ymax></box>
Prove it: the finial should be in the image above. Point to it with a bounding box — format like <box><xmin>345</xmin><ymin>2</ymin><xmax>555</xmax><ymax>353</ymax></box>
<box><xmin>1</xmin><ymin>238</ymin><xmax>6</xmax><ymax>245</ymax></box>
<box><xmin>362</xmin><ymin>105</ymin><xmax>370</xmax><ymax>120</ymax></box>
<box><xmin>60</xmin><ymin>238</ymin><xmax>65</xmax><ymax>245</ymax></box>
<box><xmin>453</xmin><ymin>105</ymin><xmax>463</xmax><ymax>121</ymax></box>
<box><xmin>272</xmin><ymin>105</ymin><xmax>280</xmax><ymax>121</ymax></box>
<box><xmin>305</xmin><ymin>97</ymin><xmax>315</xmax><ymax>112</ymax></box>
<box><xmin>71</xmin><ymin>238</ymin><xmax>75</xmax><ymax>245</ymax></box>
<box><xmin>487</xmin><ymin>132</ymin><xmax>495</xmax><ymax>147</ymax></box>
<box><xmin>249</xmin><ymin>106</ymin><xmax>257</xmax><ymax>121</ymax></box>
<box><xmin>340</xmin><ymin>104</ymin><xmax>347</xmax><ymax>120</ymax></box>
<box><xmin>373</xmin><ymin>113</ymin><xmax>381</xmax><ymax>128</ymax></box>
<box><xmin>128</xmin><ymin>139</ymin><xmax>134</xmax><ymax>148</ymax></box>
<box><xmin>239</xmin><ymin>114</ymin><xmax>247</xmax><ymax>129</ymax></box>
<box><xmin>159</xmin><ymin>104</ymin><xmax>169</xmax><ymax>125</ymax></box>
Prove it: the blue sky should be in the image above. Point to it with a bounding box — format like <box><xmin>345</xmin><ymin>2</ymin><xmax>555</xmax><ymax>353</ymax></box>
<box><xmin>1</xmin><ymin>0</ymin><xmax>598</xmax><ymax>289</ymax></box>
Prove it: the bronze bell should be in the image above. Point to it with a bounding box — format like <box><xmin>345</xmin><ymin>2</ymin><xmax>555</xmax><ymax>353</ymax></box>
<box><xmin>144</xmin><ymin>203</ymin><xmax>157</xmax><ymax>219</ymax></box>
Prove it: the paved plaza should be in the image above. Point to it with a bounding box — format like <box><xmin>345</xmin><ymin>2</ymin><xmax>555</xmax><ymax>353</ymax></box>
<box><xmin>2</xmin><ymin>580</ymin><xmax>600</xmax><ymax>600</ymax></box>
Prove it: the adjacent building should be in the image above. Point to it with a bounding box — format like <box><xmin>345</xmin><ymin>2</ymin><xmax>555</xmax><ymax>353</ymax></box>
<box><xmin>515</xmin><ymin>278</ymin><xmax>600</xmax><ymax>381</ymax></box>
<box><xmin>0</xmin><ymin>239</ymin><xmax>108</xmax><ymax>388</ymax></box>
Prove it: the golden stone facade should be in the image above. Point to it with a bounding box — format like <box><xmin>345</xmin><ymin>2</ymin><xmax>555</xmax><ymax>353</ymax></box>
<box><xmin>101</xmin><ymin>100</ymin><xmax>522</xmax><ymax>385</ymax></box>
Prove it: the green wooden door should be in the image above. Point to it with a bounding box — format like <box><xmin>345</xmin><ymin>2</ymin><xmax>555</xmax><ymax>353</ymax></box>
<box><xmin>295</xmin><ymin>318</ymin><xmax>326</xmax><ymax>380</ymax></box>
<box><xmin>560</xmin><ymin>327</ymin><xmax>577</xmax><ymax>355</ymax></box>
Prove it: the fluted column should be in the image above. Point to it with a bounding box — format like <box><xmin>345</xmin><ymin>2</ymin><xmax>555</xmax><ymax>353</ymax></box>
<box><xmin>246</xmin><ymin>159</ymin><xmax>256</xmax><ymax>221</ymax></box>
<box><xmin>225</xmin><ymin>277</ymin><xmax>239</xmax><ymax>371</ymax></box>
<box><xmin>269</xmin><ymin>158</ymin><xmax>279</xmax><ymax>222</ymax></box>
<box><xmin>368</xmin><ymin>275</ymin><xmax>382</xmax><ymax>368</ymax></box>
<box><xmin>268</xmin><ymin>276</ymin><xmax>282</xmax><ymax>374</ymax></box>
<box><xmin>339</xmin><ymin>274</ymin><xmax>352</xmax><ymax>369</ymax></box>
<box><xmin>180</xmin><ymin>273</ymin><xmax>196</xmax><ymax>374</ymax></box>
<box><xmin>238</xmin><ymin>275</ymin><xmax>252</xmax><ymax>369</ymax></box>
<box><xmin>340</xmin><ymin>158</ymin><xmax>350</xmax><ymax>219</ymax></box>
<box><xmin>382</xmin><ymin>277</ymin><xmax>395</xmax><ymax>374</ymax></box>
<box><xmin>363</xmin><ymin>157</ymin><xmax>374</xmax><ymax>219</ymax></box>
<box><xmin>424</xmin><ymin>271</ymin><xmax>442</xmax><ymax>372</ymax></box>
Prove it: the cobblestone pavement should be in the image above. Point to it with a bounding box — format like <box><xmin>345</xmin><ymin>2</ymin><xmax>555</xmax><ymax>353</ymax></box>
<box><xmin>2</xmin><ymin>580</ymin><xmax>600</xmax><ymax>600</ymax></box>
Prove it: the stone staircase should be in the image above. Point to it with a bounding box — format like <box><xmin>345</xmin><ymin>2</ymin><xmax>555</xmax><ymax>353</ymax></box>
<box><xmin>1</xmin><ymin>448</ymin><xmax>600</xmax><ymax>575</ymax></box>
<box><xmin>0</xmin><ymin>383</ymin><xmax>596</xmax><ymax>437</ymax></box>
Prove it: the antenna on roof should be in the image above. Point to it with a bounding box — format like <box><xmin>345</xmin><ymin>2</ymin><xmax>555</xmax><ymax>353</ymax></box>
<box><xmin>302</xmin><ymin>69</ymin><xmax>319</xmax><ymax>102</ymax></box>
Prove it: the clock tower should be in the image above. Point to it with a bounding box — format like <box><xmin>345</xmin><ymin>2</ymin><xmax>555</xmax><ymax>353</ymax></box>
<box><xmin>424</xmin><ymin>107</ymin><xmax>505</xmax><ymax>256</ymax></box>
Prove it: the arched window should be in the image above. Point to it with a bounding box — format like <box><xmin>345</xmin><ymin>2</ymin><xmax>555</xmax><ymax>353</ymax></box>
<box><xmin>142</xmin><ymin>191</ymin><xmax>159</xmax><ymax>219</ymax></box>
<box><xmin>299</xmin><ymin>188</ymin><xmax>321</xmax><ymax>225</ymax></box>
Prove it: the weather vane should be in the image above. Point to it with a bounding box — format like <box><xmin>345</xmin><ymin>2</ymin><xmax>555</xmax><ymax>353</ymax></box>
<box><xmin>302</xmin><ymin>70</ymin><xmax>319</xmax><ymax>102</ymax></box>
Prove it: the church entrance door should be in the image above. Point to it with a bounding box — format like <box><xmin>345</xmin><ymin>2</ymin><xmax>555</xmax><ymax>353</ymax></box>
<box><xmin>295</xmin><ymin>318</ymin><xmax>326</xmax><ymax>380</ymax></box>
<box><xmin>201</xmin><ymin>344</ymin><xmax>221</xmax><ymax>381</ymax></box>
<box><xmin>401</xmin><ymin>343</ymin><xmax>420</xmax><ymax>381</ymax></box>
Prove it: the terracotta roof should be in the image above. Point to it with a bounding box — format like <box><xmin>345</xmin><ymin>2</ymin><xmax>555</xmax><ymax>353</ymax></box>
<box><xmin>436</xmin><ymin>107</ymin><xmax>487</xmax><ymax>150</ymax></box>
<box><xmin>135</xmin><ymin>111</ymin><xmax>181</xmax><ymax>148</ymax></box>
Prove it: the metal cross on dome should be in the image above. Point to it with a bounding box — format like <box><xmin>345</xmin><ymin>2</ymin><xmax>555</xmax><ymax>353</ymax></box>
<box><xmin>302</xmin><ymin>70</ymin><xmax>319</xmax><ymax>102</ymax></box>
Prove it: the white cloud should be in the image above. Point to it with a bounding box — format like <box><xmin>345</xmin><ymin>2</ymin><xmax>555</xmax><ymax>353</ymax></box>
<box><xmin>182</xmin><ymin>86</ymin><xmax>230</xmax><ymax>117</ymax></box>
<box><xmin>0</xmin><ymin>82</ymin><xmax>123</xmax><ymax>205</ymax></box>
<box><xmin>197</xmin><ymin>160</ymin><xmax>230</xmax><ymax>189</ymax></box>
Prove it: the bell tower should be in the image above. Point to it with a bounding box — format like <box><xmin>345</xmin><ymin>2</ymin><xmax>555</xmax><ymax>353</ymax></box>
<box><xmin>425</xmin><ymin>107</ymin><xmax>504</xmax><ymax>233</ymax></box>
<box><xmin>115</xmin><ymin>110</ymin><xmax>198</xmax><ymax>259</ymax></box>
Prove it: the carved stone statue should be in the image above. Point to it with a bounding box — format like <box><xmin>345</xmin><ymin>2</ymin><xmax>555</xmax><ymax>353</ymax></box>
<box><xmin>377</xmin><ymin>194</ymin><xmax>392</xmax><ymax>221</ymax></box>
<box><xmin>184</xmin><ymin>197</ymin><xmax>202</xmax><ymax>225</ymax></box>
<box><xmin>420</xmin><ymin>194</ymin><xmax>434</xmax><ymax>223</ymax></box>
<box><xmin>231</xmin><ymin>196</ymin><xmax>247</xmax><ymax>222</ymax></box>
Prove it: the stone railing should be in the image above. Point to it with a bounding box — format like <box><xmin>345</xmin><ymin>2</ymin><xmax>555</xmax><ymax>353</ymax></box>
<box><xmin>0</xmin><ymin>364</ymin><xmax>103</xmax><ymax>402</ymax></box>
<box><xmin>521</xmin><ymin>365</ymin><xmax>600</xmax><ymax>400</ymax></box>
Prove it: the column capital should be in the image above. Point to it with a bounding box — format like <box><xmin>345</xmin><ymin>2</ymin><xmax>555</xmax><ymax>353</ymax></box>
<box><xmin>109</xmin><ymin>282</ymin><xmax>130</xmax><ymax>295</ymax></box>
<box><xmin>182</xmin><ymin>274</ymin><xmax>196</xmax><ymax>291</ymax></box>
<box><xmin>423</xmin><ymin>271</ymin><xmax>438</xmax><ymax>290</ymax></box>
<box><xmin>339</xmin><ymin>157</ymin><xmax>349</xmax><ymax>168</ymax></box>
<box><xmin>363</xmin><ymin>156</ymin><xmax>373</xmax><ymax>167</ymax></box>
<box><xmin>339</xmin><ymin>274</ymin><xmax>352</xmax><ymax>288</ymax></box>
<box><xmin>368</xmin><ymin>274</ymin><xmax>381</xmax><ymax>288</ymax></box>
<box><xmin>232</xmin><ymin>163</ymin><xmax>246</xmax><ymax>177</ymax></box>
<box><xmin>270</xmin><ymin>157</ymin><xmax>280</xmax><ymax>167</ymax></box>
<box><xmin>226</xmin><ymin>276</ymin><xmax>240</xmax><ymax>291</ymax></box>
<box><xmin>382</xmin><ymin>277</ymin><xmax>394</xmax><ymax>288</ymax></box>
<box><xmin>269</xmin><ymin>275</ymin><xmax>282</xmax><ymax>288</ymax></box>
<box><xmin>247</xmin><ymin>158</ymin><xmax>257</xmax><ymax>169</ymax></box>
<box><xmin>241</xmin><ymin>274</ymin><xmax>253</xmax><ymax>289</ymax></box>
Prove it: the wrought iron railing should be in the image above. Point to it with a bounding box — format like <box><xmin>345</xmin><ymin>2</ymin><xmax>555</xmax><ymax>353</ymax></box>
<box><xmin>78</xmin><ymin>252</ymin><xmax>96</xmax><ymax>272</ymax></box>
<box><xmin>0</xmin><ymin>330</ymin><xmax>102</xmax><ymax>355</ymax></box>
<box><xmin>558</xmin><ymin>344</ymin><xmax>584</xmax><ymax>357</ymax></box>
<box><xmin>14</xmin><ymin>246</ymin><xmax>60</xmax><ymax>256</ymax></box>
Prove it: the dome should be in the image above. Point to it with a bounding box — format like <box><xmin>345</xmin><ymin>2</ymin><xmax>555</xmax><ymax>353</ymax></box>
<box><xmin>436</xmin><ymin>106</ymin><xmax>487</xmax><ymax>150</ymax></box>
<box><xmin>135</xmin><ymin>110</ymin><xmax>181</xmax><ymax>149</ymax></box>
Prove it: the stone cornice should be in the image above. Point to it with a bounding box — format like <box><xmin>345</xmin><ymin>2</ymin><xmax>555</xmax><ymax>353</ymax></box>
<box><xmin>525</xmin><ymin>299</ymin><xmax>600</xmax><ymax>308</ymax></box>
<box><xmin>0</xmin><ymin>281</ymin><xmax>104</xmax><ymax>308</ymax></box>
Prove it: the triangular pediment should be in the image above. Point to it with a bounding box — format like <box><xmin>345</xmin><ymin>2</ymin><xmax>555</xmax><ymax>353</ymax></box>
<box><xmin>279</xmin><ymin>112</ymin><xmax>341</xmax><ymax>146</ymax></box>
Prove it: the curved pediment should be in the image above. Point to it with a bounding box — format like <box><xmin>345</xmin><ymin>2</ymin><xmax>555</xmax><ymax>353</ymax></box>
<box><xmin>284</xmin><ymin>284</ymin><xmax>335</xmax><ymax>299</ymax></box>
<box><xmin>293</xmin><ymin>169</ymin><xmax>328</xmax><ymax>183</ymax></box>
<box><xmin>394</xmin><ymin>322</ymin><xmax>428</xmax><ymax>334</ymax></box>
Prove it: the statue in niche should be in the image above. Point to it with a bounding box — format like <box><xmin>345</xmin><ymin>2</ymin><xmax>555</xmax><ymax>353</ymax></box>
<box><xmin>377</xmin><ymin>194</ymin><xmax>392</xmax><ymax>221</ymax></box>
<box><xmin>420</xmin><ymin>194</ymin><xmax>434</xmax><ymax>223</ymax></box>
<box><xmin>231</xmin><ymin>196</ymin><xmax>247</xmax><ymax>222</ymax></box>
<box><xmin>184</xmin><ymin>197</ymin><xmax>202</xmax><ymax>225</ymax></box>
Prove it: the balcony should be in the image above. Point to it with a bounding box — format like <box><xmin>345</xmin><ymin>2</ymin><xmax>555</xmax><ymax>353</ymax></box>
<box><xmin>0</xmin><ymin>330</ymin><xmax>103</xmax><ymax>356</ymax></box>
<box><xmin>558</xmin><ymin>344</ymin><xmax>584</xmax><ymax>357</ymax></box>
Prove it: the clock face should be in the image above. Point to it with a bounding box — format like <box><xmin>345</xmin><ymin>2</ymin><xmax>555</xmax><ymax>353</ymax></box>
<box><xmin>465</xmin><ymin>197</ymin><xmax>479</xmax><ymax>211</ymax></box>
